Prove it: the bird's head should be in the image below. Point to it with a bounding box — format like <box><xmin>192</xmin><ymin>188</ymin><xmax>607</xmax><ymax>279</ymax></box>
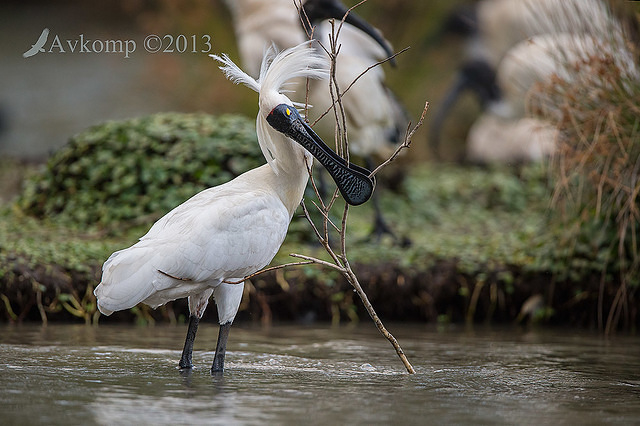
<box><xmin>213</xmin><ymin>41</ymin><xmax>375</xmax><ymax>206</ymax></box>
<box><xmin>266</xmin><ymin>103</ymin><xmax>374</xmax><ymax>206</ymax></box>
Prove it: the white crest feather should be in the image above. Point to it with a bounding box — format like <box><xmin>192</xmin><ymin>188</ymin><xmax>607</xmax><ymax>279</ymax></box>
<box><xmin>210</xmin><ymin>52</ymin><xmax>260</xmax><ymax>93</ymax></box>
<box><xmin>212</xmin><ymin>41</ymin><xmax>328</xmax><ymax>174</ymax></box>
<box><xmin>257</xmin><ymin>41</ymin><xmax>328</xmax><ymax>99</ymax></box>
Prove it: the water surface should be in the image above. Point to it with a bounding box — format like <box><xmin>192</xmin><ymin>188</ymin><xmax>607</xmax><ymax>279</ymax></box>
<box><xmin>1</xmin><ymin>323</ymin><xmax>639</xmax><ymax>425</ymax></box>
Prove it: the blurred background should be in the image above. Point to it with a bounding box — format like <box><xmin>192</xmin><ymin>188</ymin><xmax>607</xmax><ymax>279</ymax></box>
<box><xmin>0</xmin><ymin>0</ymin><xmax>469</xmax><ymax>163</ymax></box>
<box><xmin>1</xmin><ymin>0</ymin><xmax>639</xmax><ymax>329</ymax></box>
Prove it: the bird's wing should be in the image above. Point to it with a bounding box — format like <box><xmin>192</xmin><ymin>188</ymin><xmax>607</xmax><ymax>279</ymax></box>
<box><xmin>96</xmin><ymin>174</ymin><xmax>291</xmax><ymax>314</ymax></box>
<box><xmin>150</xmin><ymin>183</ymin><xmax>291</xmax><ymax>284</ymax></box>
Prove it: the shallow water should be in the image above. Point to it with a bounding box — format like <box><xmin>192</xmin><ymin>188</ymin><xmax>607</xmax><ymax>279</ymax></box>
<box><xmin>1</xmin><ymin>323</ymin><xmax>639</xmax><ymax>425</ymax></box>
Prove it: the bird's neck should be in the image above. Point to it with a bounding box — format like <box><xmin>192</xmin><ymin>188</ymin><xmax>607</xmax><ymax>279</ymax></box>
<box><xmin>272</xmin><ymin>147</ymin><xmax>313</xmax><ymax>217</ymax></box>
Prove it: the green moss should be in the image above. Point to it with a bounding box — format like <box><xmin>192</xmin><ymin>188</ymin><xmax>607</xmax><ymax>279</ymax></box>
<box><xmin>0</xmin><ymin>209</ymin><xmax>126</xmax><ymax>276</ymax></box>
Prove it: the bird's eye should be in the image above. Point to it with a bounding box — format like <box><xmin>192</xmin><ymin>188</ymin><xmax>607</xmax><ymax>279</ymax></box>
<box><xmin>266</xmin><ymin>104</ymin><xmax>296</xmax><ymax>133</ymax></box>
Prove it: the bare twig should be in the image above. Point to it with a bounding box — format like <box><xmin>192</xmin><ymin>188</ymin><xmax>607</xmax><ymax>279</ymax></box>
<box><xmin>293</xmin><ymin>0</ymin><xmax>421</xmax><ymax>374</ymax></box>
<box><xmin>290</xmin><ymin>253</ymin><xmax>345</xmax><ymax>272</ymax></box>
<box><xmin>340</xmin><ymin>47</ymin><xmax>410</xmax><ymax>101</ymax></box>
<box><xmin>370</xmin><ymin>101</ymin><xmax>429</xmax><ymax>178</ymax></box>
<box><xmin>221</xmin><ymin>261</ymin><xmax>315</xmax><ymax>285</ymax></box>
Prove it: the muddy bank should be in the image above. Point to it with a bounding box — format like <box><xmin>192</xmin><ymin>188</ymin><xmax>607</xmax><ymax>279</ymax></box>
<box><xmin>0</xmin><ymin>122</ymin><xmax>635</xmax><ymax>330</ymax></box>
<box><xmin>1</xmin><ymin>248</ymin><xmax>634</xmax><ymax>331</ymax></box>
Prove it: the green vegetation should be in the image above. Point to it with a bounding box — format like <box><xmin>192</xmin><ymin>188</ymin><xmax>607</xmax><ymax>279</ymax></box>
<box><xmin>0</xmin><ymin>110</ymin><xmax>555</xmax><ymax>325</ymax></box>
<box><xmin>0</xmin><ymin>111</ymin><xmax>636</xmax><ymax>329</ymax></box>
<box><xmin>17</xmin><ymin>113</ymin><xmax>263</xmax><ymax>229</ymax></box>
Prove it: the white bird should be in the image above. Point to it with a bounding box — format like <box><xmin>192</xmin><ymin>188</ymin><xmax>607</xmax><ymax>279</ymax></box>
<box><xmin>431</xmin><ymin>0</ymin><xmax>637</xmax><ymax>163</ymax></box>
<box><xmin>443</xmin><ymin>0</ymin><xmax>616</xmax><ymax>70</ymax></box>
<box><xmin>226</xmin><ymin>0</ymin><xmax>407</xmax><ymax>240</ymax></box>
<box><xmin>468</xmin><ymin>27</ymin><xmax>638</xmax><ymax>163</ymax></box>
<box><xmin>224</xmin><ymin>0</ymin><xmax>307</xmax><ymax>79</ymax></box>
<box><xmin>466</xmin><ymin>115</ymin><xmax>558</xmax><ymax>163</ymax></box>
<box><xmin>93</xmin><ymin>41</ymin><xmax>375</xmax><ymax>373</ymax></box>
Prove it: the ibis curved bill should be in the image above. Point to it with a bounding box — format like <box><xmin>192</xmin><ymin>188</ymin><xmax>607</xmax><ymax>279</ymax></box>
<box><xmin>94</xmin><ymin>40</ymin><xmax>374</xmax><ymax>373</ymax></box>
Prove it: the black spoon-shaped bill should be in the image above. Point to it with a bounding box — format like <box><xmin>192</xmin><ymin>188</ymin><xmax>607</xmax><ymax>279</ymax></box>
<box><xmin>266</xmin><ymin>104</ymin><xmax>375</xmax><ymax>206</ymax></box>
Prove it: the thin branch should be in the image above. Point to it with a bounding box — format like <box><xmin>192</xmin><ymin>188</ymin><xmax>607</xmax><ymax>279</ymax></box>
<box><xmin>370</xmin><ymin>101</ymin><xmax>429</xmax><ymax>177</ymax></box>
<box><xmin>290</xmin><ymin>253</ymin><xmax>346</xmax><ymax>272</ymax></box>
<box><xmin>308</xmin><ymin>199</ymin><xmax>341</xmax><ymax>233</ymax></box>
<box><xmin>342</xmin><ymin>47</ymin><xmax>410</xmax><ymax>99</ymax></box>
<box><xmin>291</xmin><ymin>0</ymin><xmax>418</xmax><ymax>374</ymax></box>
<box><xmin>304</xmin><ymin>157</ymin><xmax>326</xmax><ymax>211</ymax></box>
<box><xmin>222</xmin><ymin>261</ymin><xmax>315</xmax><ymax>285</ymax></box>
<box><xmin>343</xmin><ymin>265</ymin><xmax>416</xmax><ymax>374</ymax></box>
<box><xmin>158</xmin><ymin>270</ymin><xmax>192</xmax><ymax>281</ymax></box>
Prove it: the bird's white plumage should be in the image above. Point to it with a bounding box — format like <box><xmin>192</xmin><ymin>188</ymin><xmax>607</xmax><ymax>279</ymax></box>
<box><xmin>309</xmin><ymin>21</ymin><xmax>400</xmax><ymax>158</ymax></box>
<box><xmin>471</xmin><ymin>0</ymin><xmax>615</xmax><ymax>68</ymax></box>
<box><xmin>453</xmin><ymin>0</ymin><xmax>638</xmax><ymax>163</ymax></box>
<box><xmin>224</xmin><ymin>0</ymin><xmax>306</xmax><ymax>78</ymax></box>
<box><xmin>467</xmin><ymin>115</ymin><xmax>557</xmax><ymax>163</ymax></box>
<box><xmin>95</xmin><ymin>41</ymin><xmax>328</xmax><ymax>325</ymax></box>
<box><xmin>96</xmin><ymin>166</ymin><xmax>290</xmax><ymax>316</ymax></box>
<box><xmin>224</xmin><ymin>0</ymin><xmax>405</xmax><ymax>159</ymax></box>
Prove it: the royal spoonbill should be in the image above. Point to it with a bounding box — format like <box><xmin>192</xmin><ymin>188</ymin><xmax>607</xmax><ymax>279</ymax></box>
<box><xmin>225</xmin><ymin>0</ymin><xmax>408</xmax><ymax>240</ymax></box>
<box><xmin>94</xmin><ymin>41</ymin><xmax>375</xmax><ymax>373</ymax></box>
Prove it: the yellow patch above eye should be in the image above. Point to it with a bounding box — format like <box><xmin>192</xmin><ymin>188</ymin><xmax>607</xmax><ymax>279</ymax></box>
<box><xmin>286</xmin><ymin>108</ymin><xmax>291</xmax><ymax>116</ymax></box>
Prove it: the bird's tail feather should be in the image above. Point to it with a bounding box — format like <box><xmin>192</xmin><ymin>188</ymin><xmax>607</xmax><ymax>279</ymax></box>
<box><xmin>94</xmin><ymin>245</ymin><xmax>164</xmax><ymax>315</ymax></box>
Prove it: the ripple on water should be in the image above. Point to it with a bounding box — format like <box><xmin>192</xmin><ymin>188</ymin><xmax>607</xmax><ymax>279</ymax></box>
<box><xmin>1</xmin><ymin>324</ymin><xmax>640</xmax><ymax>425</ymax></box>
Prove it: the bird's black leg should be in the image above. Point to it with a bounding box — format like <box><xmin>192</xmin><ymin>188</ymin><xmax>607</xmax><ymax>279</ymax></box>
<box><xmin>316</xmin><ymin>168</ymin><xmax>328</xmax><ymax>202</ymax></box>
<box><xmin>179</xmin><ymin>315</ymin><xmax>199</xmax><ymax>369</ymax></box>
<box><xmin>371</xmin><ymin>187</ymin><xmax>396</xmax><ymax>238</ymax></box>
<box><xmin>211</xmin><ymin>321</ymin><xmax>232</xmax><ymax>374</ymax></box>
<box><xmin>365</xmin><ymin>156</ymin><xmax>396</xmax><ymax>240</ymax></box>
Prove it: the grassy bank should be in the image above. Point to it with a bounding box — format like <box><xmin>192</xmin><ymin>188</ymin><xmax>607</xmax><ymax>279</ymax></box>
<box><xmin>1</xmin><ymin>156</ymin><xmax>632</xmax><ymax>328</ymax></box>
